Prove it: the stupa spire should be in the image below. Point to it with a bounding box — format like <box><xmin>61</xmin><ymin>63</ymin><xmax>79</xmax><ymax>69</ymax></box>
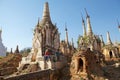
<box><xmin>117</xmin><ymin>19</ymin><xmax>120</xmax><ymax>31</ymax></box>
<box><xmin>81</xmin><ymin>13</ymin><xmax>86</xmax><ymax>36</ymax></box>
<box><xmin>100</xmin><ymin>35</ymin><xmax>105</xmax><ymax>47</ymax></box>
<box><xmin>37</xmin><ymin>17</ymin><xmax>40</xmax><ymax>25</ymax></box>
<box><xmin>107</xmin><ymin>31</ymin><xmax>112</xmax><ymax>45</ymax></box>
<box><xmin>10</xmin><ymin>48</ymin><xmax>13</xmax><ymax>54</ymax></box>
<box><xmin>42</xmin><ymin>2</ymin><xmax>51</xmax><ymax>21</ymax></box>
<box><xmin>71</xmin><ymin>38</ymin><xmax>74</xmax><ymax>47</ymax></box>
<box><xmin>85</xmin><ymin>8</ymin><xmax>93</xmax><ymax>36</ymax></box>
<box><xmin>0</xmin><ymin>29</ymin><xmax>6</xmax><ymax>56</ymax></box>
<box><xmin>15</xmin><ymin>45</ymin><xmax>19</xmax><ymax>53</ymax></box>
<box><xmin>36</xmin><ymin>17</ymin><xmax>40</xmax><ymax>28</ymax></box>
<box><xmin>65</xmin><ymin>24</ymin><xmax>69</xmax><ymax>47</ymax></box>
<box><xmin>85</xmin><ymin>8</ymin><xmax>89</xmax><ymax>18</ymax></box>
<box><xmin>100</xmin><ymin>35</ymin><xmax>104</xmax><ymax>43</ymax></box>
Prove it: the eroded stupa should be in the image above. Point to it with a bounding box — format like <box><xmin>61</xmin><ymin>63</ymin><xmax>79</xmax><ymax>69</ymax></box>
<box><xmin>0</xmin><ymin>29</ymin><xmax>6</xmax><ymax>56</ymax></box>
<box><xmin>18</xmin><ymin>2</ymin><xmax>66</xmax><ymax>73</ymax></box>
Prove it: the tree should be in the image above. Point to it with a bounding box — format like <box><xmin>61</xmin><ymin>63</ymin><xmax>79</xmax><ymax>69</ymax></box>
<box><xmin>20</xmin><ymin>47</ymin><xmax>31</xmax><ymax>57</ymax></box>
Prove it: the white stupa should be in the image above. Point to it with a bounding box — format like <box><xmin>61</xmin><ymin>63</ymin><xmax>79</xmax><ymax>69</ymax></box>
<box><xmin>0</xmin><ymin>29</ymin><xmax>6</xmax><ymax>56</ymax></box>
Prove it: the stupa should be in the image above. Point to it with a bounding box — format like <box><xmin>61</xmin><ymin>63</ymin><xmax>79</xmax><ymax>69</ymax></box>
<box><xmin>18</xmin><ymin>2</ymin><xmax>66</xmax><ymax>73</ymax></box>
<box><xmin>0</xmin><ymin>29</ymin><xmax>6</xmax><ymax>56</ymax></box>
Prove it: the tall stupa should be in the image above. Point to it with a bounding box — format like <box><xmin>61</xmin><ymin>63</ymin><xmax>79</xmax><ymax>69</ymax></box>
<box><xmin>18</xmin><ymin>2</ymin><xmax>65</xmax><ymax>71</ymax></box>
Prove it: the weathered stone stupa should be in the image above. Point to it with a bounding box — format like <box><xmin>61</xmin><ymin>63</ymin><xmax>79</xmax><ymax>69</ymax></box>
<box><xmin>102</xmin><ymin>31</ymin><xmax>120</xmax><ymax>60</ymax></box>
<box><xmin>18</xmin><ymin>2</ymin><xmax>66</xmax><ymax>73</ymax></box>
<box><xmin>78</xmin><ymin>9</ymin><xmax>102</xmax><ymax>51</ymax></box>
<box><xmin>0</xmin><ymin>29</ymin><xmax>6</xmax><ymax>56</ymax></box>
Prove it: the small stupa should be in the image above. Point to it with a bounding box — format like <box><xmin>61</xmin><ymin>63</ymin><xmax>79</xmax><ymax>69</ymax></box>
<box><xmin>0</xmin><ymin>29</ymin><xmax>6</xmax><ymax>56</ymax></box>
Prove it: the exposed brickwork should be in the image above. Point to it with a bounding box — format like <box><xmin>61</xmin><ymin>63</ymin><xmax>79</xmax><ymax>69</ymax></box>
<box><xmin>0</xmin><ymin>67</ymin><xmax>17</xmax><ymax>76</ymax></box>
<box><xmin>70</xmin><ymin>48</ymin><xmax>104</xmax><ymax>80</ymax></box>
<box><xmin>3</xmin><ymin>69</ymin><xmax>58</xmax><ymax>80</ymax></box>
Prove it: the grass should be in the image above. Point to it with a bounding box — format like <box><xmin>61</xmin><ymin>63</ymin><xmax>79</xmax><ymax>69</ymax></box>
<box><xmin>0</xmin><ymin>56</ymin><xmax>3</xmax><ymax>59</ymax></box>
